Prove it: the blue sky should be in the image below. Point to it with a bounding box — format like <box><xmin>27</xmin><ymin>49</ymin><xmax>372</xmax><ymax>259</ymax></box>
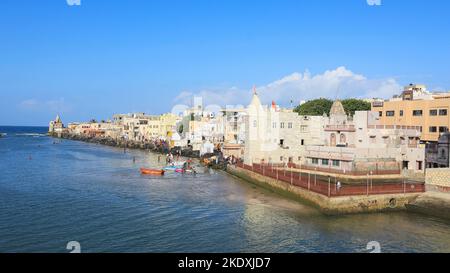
<box><xmin>1</xmin><ymin>0</ymin><xmax>449</xmax><ymax>126</ymax></box>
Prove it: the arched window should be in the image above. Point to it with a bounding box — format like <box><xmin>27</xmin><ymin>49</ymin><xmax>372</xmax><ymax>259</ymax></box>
<box><xmin>340</xmin><ymin>133</ymin><xmax>346</xmax><ymax>144</ymax></box>
<box><xmin>330</xmin><ymin>133</ymin><xmax>336</xmax><ymax>146</ymax></box>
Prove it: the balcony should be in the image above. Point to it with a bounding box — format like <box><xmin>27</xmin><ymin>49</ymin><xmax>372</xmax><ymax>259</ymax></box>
<box><xmin>324</xmin><ymin>125</ymin><xmax>356</xmax><ymax>132</ymax></box>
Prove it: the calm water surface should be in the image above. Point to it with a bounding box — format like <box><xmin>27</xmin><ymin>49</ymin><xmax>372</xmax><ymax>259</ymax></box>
<box><xmin>1</xmin><ymin>126</ymin><xmax>450</xmax><ymax>253</ymax></box>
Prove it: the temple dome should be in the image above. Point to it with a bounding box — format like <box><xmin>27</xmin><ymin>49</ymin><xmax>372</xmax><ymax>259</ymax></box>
<box><xmin>330</xmin><ymin>100</ymin><xmax>346</xmax><ymax>116</ymax></box>
<box><xmin>249</xmin><ymin>88</ymin><xmax>262</xmax><ymax>108</ymax></box>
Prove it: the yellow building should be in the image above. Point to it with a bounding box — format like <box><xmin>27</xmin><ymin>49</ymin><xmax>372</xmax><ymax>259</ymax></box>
<box><xmin>372</xmin><ymin>85</ymin><xmax>450</xmax><ymax>142</ymax></box>
<box><xmin>159</xmin><ymin>113</ymin><xmax>178</xmax><ymax>138</ymax></box>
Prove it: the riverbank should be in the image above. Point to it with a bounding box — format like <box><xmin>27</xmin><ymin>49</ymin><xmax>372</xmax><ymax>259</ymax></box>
<box><xmin>407</xmin><ymin>192</ymin><xmax>450</xmax><ymax>221</ymax></box>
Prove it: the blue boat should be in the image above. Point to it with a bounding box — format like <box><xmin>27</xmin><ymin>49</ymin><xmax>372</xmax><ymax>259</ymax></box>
<box><xmin>163</xmin><ymin>165</ymin><xmax>182</xmax><ymax>171</ymax></box>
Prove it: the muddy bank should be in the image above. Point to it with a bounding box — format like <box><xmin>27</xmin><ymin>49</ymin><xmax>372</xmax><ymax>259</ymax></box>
<box><xmin>406</xmin><ymin>192</ymin><xmax>450</xmax><ymax>221</ymax></box>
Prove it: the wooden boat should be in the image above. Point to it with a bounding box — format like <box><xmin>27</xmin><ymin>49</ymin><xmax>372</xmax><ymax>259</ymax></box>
<box><xmin>140</xmin><ymin>168</ymin><xmax>165</xmax><ymax>176</ymax></box>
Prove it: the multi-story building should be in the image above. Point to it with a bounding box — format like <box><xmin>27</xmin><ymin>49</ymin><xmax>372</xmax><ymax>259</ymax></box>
<box><xmin>372</xmin><ymin>84</ymin><xmax>450</xmax><ymax>142</ymax></box>
<box><xmin>304</xmin><ymin>100</ymin><xmax>425</xmax><ymax>174</ymax></box>
<box><xmin>244</xmin><ymin>91</ymin><xmax>320</xmax><ymax>165</ymax></box>
<box><xmin>67</xmin><ymin>122</ymin><xmax>123</xmax><ymax>139</ymax></box>
<box><xmin>177</xmin><ymin>97</ymin><xmax>220</xmax><ymax>150</ymax></box>
<box><xmin>159</xmin><ymin>113</ymin><xmax>179</xmax><ymax>139</ymax></box>
<box><xmin>117</xmin><ymin>113</ymin><xmax>161</xmax><ymax>141</ymax></box>
<box><xmin>219</xmin><ymin>108</ymin><xmax>247</xmax><ymax>158</ymax></box>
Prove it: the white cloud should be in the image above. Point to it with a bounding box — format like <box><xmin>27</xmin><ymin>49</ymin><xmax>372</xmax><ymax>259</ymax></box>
<box><xmin>173</xmin><ymin>66</ymin><xmax>402</xmax><ymax>107</ymax></box>
<box><xmin>18</xmin><ymin>98</ymin><xmax>71</xmax><ymax>113</ymax></box>
<box><xmin>19</xmin><ymin>99</ymin><xmax>39</xmax><ymax>109</ymax></box>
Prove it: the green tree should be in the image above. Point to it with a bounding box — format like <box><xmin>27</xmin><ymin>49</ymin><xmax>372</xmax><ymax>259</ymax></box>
<box><xmin>341</xmin><ymin>99</ymin><xmax>371</xmax><ymax>116</ymax></box>
<box><xmin>178</xmin><ymin>124</ymin><xmax>184</xmax><ymax>134</ymax></box>
<box><xmin>294</xmin><ymin>98</ymin><xmax>333</xmax><ymax>116</ymax></box>
<box><xmin>294</xmin><ymin>98</ymin><xmax>372</xmax><ymax>116</ymax></box>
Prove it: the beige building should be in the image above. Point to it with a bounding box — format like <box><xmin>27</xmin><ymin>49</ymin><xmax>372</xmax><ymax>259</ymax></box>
<box><xmin>113</xmin><ymin>113</ymin><xmax>161</xmax><ymax>141</ymax></box>
<box><xmin>372</xmin><ymin>84</ymin><xmax>450</xmax><ymax>142</ymax></box>
<box><xmin>243</xmin><ymin>92</ymin><xmax>324</xmax><ymax>165</ymax></box>
<box><xmin>305</xmin><ymin>100</ymin><xmax>425</xmax><ymax>174</ymax></box>
<box><xmin>67</xmin><ymin>122</ymin><xmax>123</xmax><ymax>139</ymax></box>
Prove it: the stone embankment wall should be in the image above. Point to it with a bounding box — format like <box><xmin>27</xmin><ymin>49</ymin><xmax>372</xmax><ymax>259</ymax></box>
<box><xmin>227</xmin><ymin>165</ymin><xmax>421</xmax><ymax>215</ymax></box>
<box><xmin>51</xmin><ymin>132</ymin><xmax>201</xmax><ymax>158</ymax></box>
<box><xmin>426</xmin><ymin>168</ymin><xmax>450</xmax><ymax>192</ymax></box>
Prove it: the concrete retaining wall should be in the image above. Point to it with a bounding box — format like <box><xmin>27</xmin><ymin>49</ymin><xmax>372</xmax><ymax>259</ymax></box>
<box><xmin>227</xmin><ymin>165</ymin><xmax>421</xmax><ymax>215</ymax></box>
<box><xmin>426</xmin><ymin>168</ymin><xmax>450</xmax><ymax>191</ymax></box>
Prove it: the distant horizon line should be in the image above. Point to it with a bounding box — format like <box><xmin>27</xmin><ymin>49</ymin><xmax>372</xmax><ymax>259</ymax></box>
<box><xmin>0</xmin><ymin>125</ymin><xmax>48</xmax><ymax>128</ymax></box>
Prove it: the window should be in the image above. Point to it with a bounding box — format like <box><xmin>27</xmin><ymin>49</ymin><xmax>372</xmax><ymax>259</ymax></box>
<box><xmin>332</xmin><ymin>160</ymin><xmax>340</xmax><ymax>167</ymax></box>
<box><xmin>272</xmin><ymin>122</ymin><xmax>277</xmax><ymax>129</ymax></box>
<box><xmin>386</xmin><ymin>111</ymin><xmax>395</xmax><ymax>117</ymax></box>
<box><xmin>400</xmin><ymin>110</ymin><xmax>404</xmax><ymax>116</ymax></box>
<box><xmin>439</xmin><ymin>127</ymin><xmax>448</xmax><ymax>133</ymax></box>
<box><xmin>330</xmin><ymin>133</ymin><xmax>336</xmax><ymax>146</ymax></box>
<box><xmin>429</xmin><ymin>126</ymin><xmax>437</xmax><ymax>133</ymax></box>
<box><xmin>439</xmin><ymin>109</ymin><xmax>448</xmax><ymax>116</ymax></box>
<box><xmin>280</xmin><ymin>156</ymin><xmax>284</xmax><ymax>161</ymax></box>
<box><xmin>288</xmin><ymin>122</ymin><xmax>293</xmax><ymax>129</ymax></box>
<box><xmin>430</xmin><ymin>109</ymin><xmax>438</xmax><ymax>116</ymax></box>
<box><xmin>417</xmin><ymin>161</ymin><xmax>423</xmax><ymax>171</ymax></box>
<box><xmin>322</xmin><ymin>159</ymin><xmax>329</xmax><ymax>166</ymax></box>
<box><xmin>379</xmin><ymin>111</ymin><xmax>383</xmax><ymax>117</ymax></box>
<box><xmin>413</xmin><ymin>110</ymin><xmax>423</xmax><ymax>116</ymax></box>
<box><xmin>312</xmin><ymin>158</ymin><xmax>319</xmax><ymax>165</ymax></box>
<box><xmin>280</xmin><ymin>122</ymin><xmax>285</xmax><ymax>129</ymax></box>
<box><xmin>280</xmin><ymin>139</ymin><xmax>284</xmax><ymax>146</ymax></box>
<box><xmin>301</xmin><ymin>139</ymin><xmax>305</xmax><ymax>146</ymax></box>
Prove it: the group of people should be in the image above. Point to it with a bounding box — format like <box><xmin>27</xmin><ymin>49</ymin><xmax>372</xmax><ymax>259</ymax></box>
<box><xmin>164</xmin><ymin>151</ymin><xmax>196</xmax><ymax>173</ymax></box>
<box><xmin>165</xmin><ymin>151</ymin><xmax>182</xmax><ymax>165</ymax></box>
<box><xmin>225</xmin><ymin>155</ymin><xmax>239</xmax><ymax>165</ymax></box>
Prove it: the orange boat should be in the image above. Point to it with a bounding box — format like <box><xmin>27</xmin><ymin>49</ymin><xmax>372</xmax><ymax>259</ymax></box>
<box><xmin>140</xmin><ymin>168</ymin><xmax>165</xmax><ymax>176</ymax></box>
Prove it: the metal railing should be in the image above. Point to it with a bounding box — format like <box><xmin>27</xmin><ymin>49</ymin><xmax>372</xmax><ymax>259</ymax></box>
<box><xmin>235</xmin><ymin>162</ymin><xmax>424</xmax><ymax>197</ymax></box>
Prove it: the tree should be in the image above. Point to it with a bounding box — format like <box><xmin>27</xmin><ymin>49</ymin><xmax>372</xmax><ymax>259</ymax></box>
<box><xmin>294</xmin><ymin>98</ymin><xmax>333</xmax><ymax>116</ymax></box>
<box><xmin>341</xmin><ymin>99</ymin><xmax>371</xmax><ymax>116</ymax></box>
<box><xmin>178</xmin><ymin>124</ymin><xmax>184</xmax><ymax>134</ymax></box>
<box><xmin>294</xmin><ymin>98</ymin><xmax>372</xmax><ymax>116</ymax></box>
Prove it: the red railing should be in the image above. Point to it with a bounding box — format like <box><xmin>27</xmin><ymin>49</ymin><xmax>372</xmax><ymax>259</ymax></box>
<box><xmin>235</xmin><ymin>162</ymin><xmax>424</xmax><ymax>197</ymax></box>
<box><xmin>294</xmin><ymin>164</ymin><xmax>401</xmax><ymax>176</ymax></box>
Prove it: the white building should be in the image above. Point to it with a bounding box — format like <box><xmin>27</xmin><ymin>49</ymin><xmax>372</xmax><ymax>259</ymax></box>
<box><xmin>243</xmin><ymin>91</ymin><xmax>321</xmax><ymax>165</ymax></box>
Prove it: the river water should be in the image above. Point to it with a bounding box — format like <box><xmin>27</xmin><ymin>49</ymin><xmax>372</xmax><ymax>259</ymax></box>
<box><xmin>0</xmin><ymin>126</ymin><xmax>449</xmax><ymax>253</ymax></box>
